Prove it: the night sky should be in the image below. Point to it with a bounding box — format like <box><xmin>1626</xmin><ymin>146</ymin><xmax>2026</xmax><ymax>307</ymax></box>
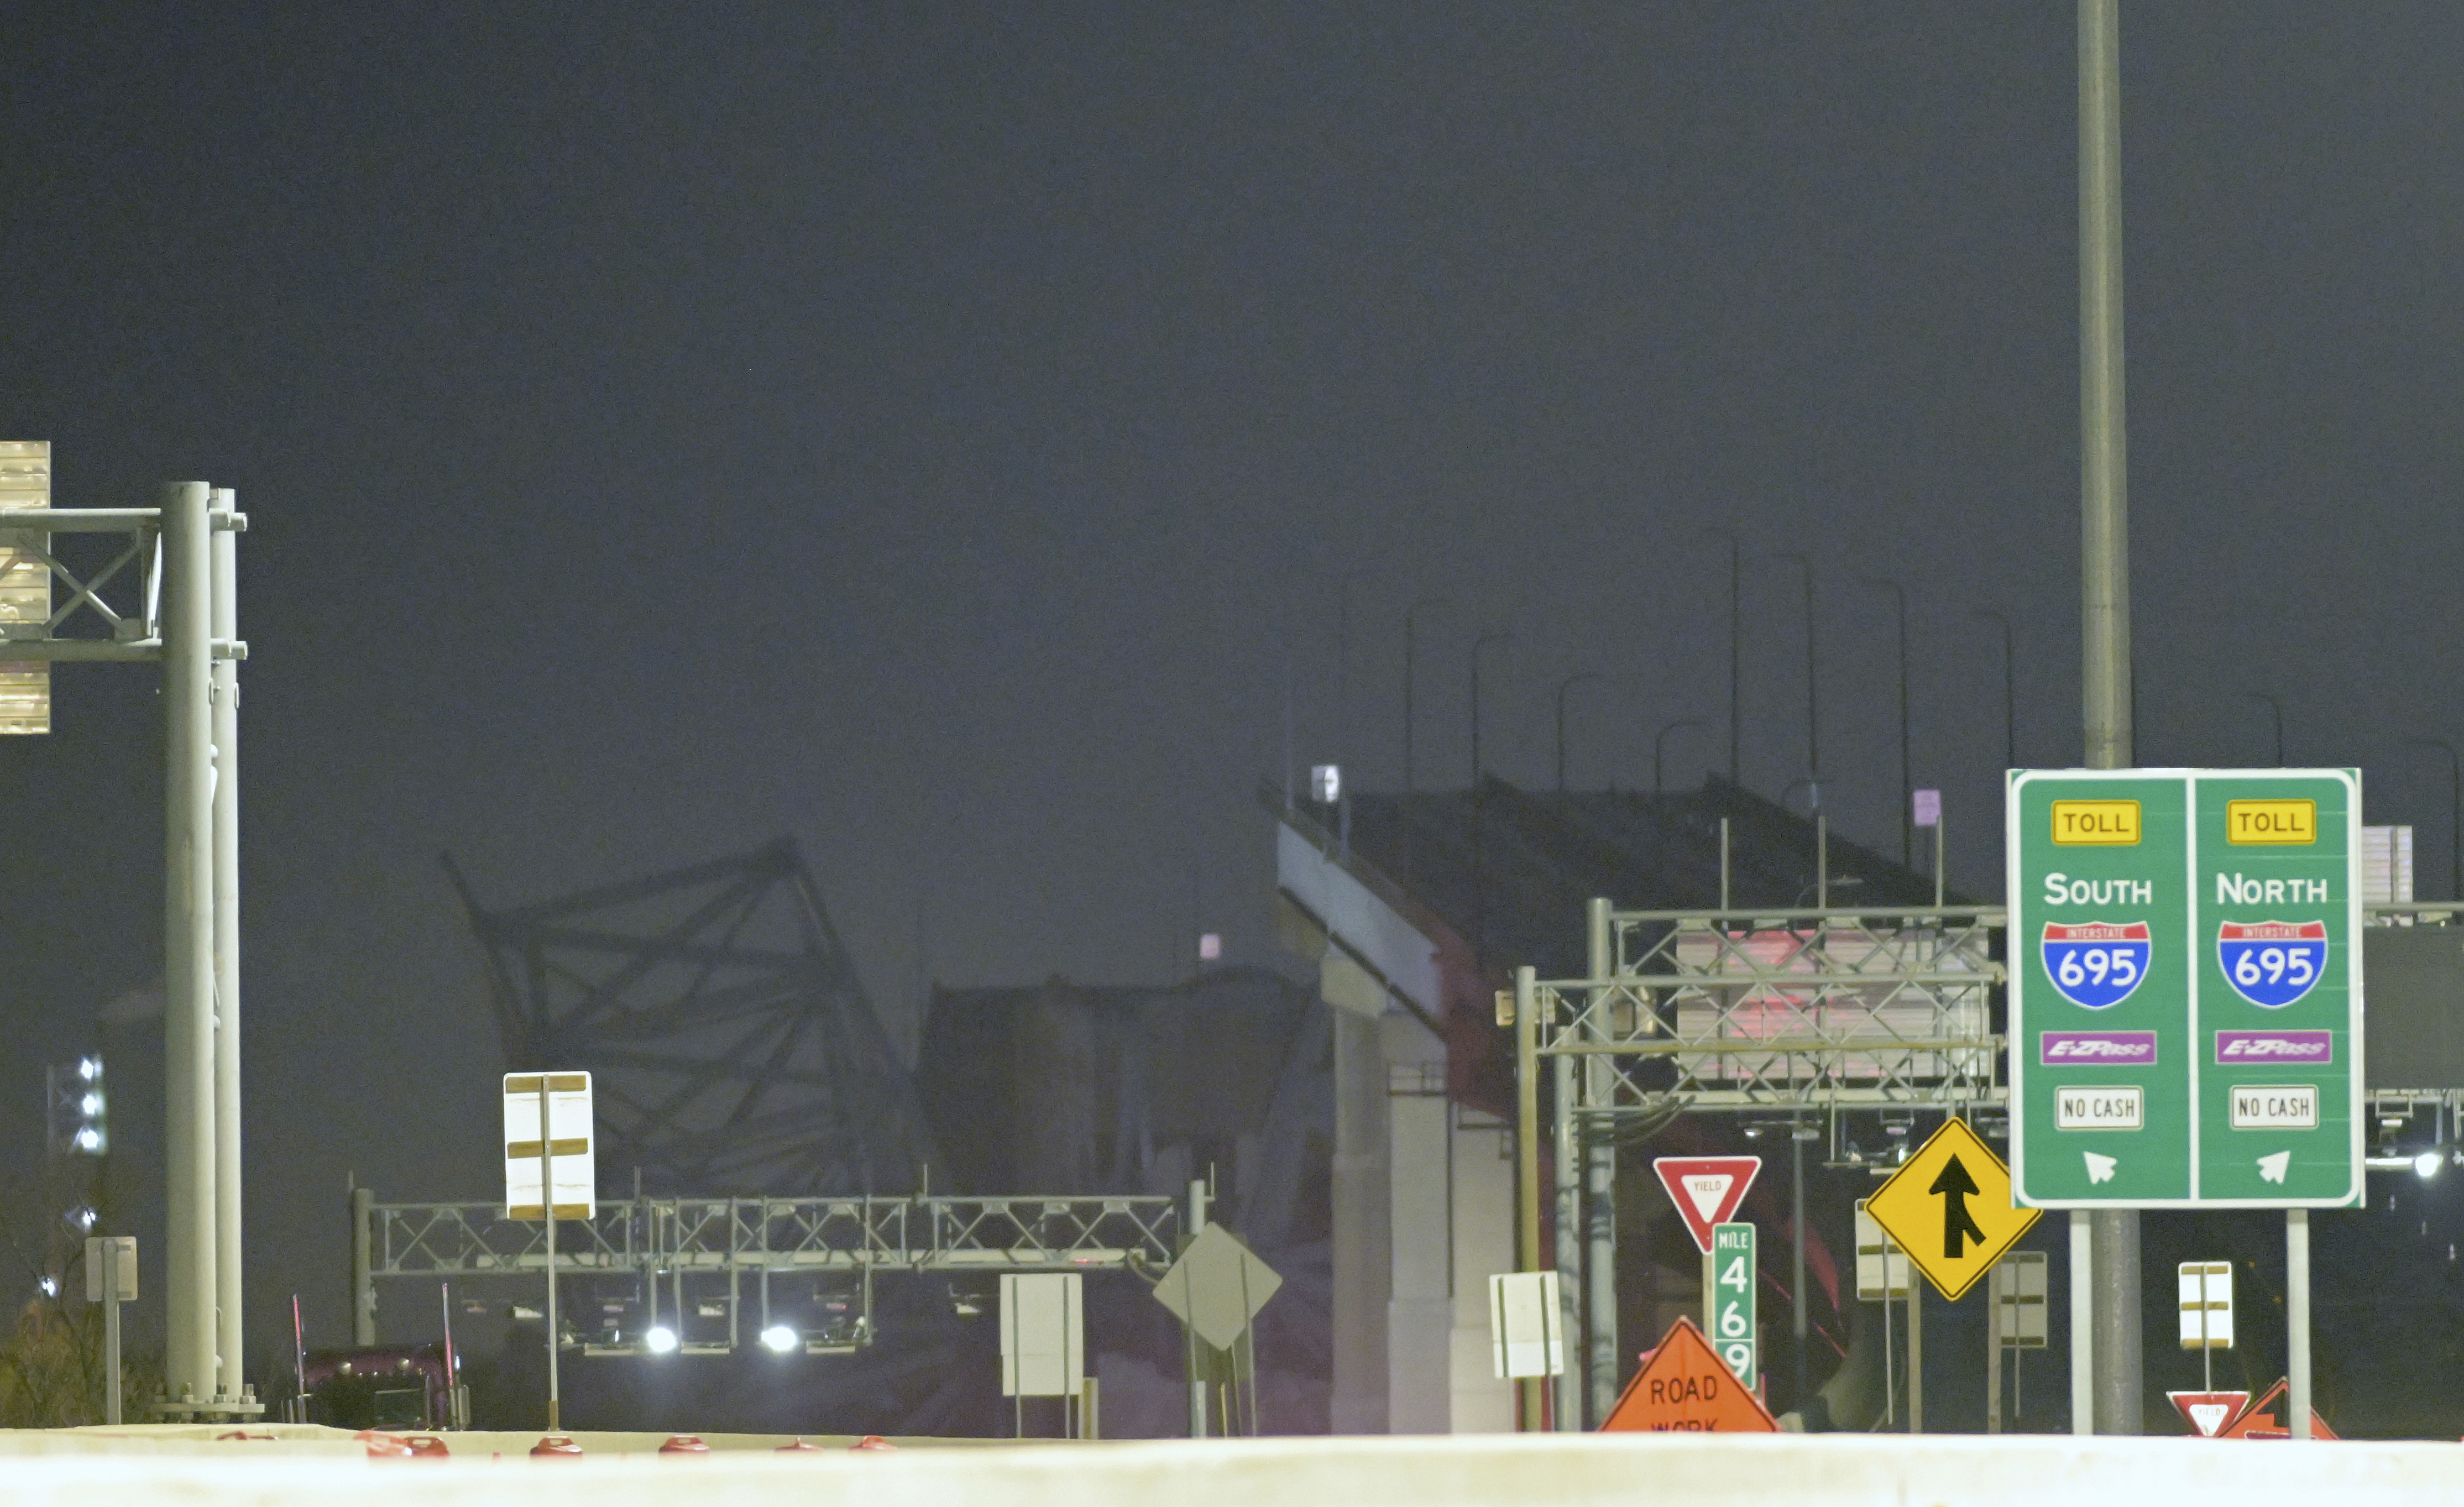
<box><xmin>6</xmin><ymin>4</ymin><xmax>2464</xmax><ymax>1364</ymax></box>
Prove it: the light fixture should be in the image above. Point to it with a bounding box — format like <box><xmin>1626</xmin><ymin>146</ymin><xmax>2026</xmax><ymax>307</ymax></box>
<box><xmin>37</xmin><ymin>1277</ymin><xmax>56</xmax><ymax>1297</ymax></box>
<box><xmin>760</xmin><ymin>1324</ymin><xmax>799</xmax><ymax>1354</ymax></box>
<box><xmin>77</xmin><ymin>1059</ymin><xmax>99</xmax><ymax>1082</ymax></box>
<box><xmin>644</xmin><ymin>1325</ymin><xmax>679</xmax><ymax>1354</ymax></box>
<box><xmin>2416</xmin><ymin>1150</ymin><xmax>2444</xmax><ymax>1180</ymax></box>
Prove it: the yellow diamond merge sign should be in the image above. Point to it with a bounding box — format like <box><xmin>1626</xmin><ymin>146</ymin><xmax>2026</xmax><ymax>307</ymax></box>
<box><xmin>1863</xmin><ymin>1118</ymin><xmax>2040</xmax><ymax>1301</ymax></box>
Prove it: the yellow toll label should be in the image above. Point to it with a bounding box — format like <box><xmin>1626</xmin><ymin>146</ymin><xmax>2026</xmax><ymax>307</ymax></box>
<box><xmin>2226</xmin><ymin>798</ymin><xmax>2316</xmax><ymax>844</ymax></box>
<box><xmin>2052</xmin><ymin>800</ymin><xmax>2141</xmax><ymax>845</ymax></box>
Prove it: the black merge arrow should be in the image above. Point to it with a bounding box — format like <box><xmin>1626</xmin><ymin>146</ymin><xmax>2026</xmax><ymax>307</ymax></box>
<box><xmin>1930</xmin><ymin>1154</ymin><xmax>1989</xmax><ymax>1260</ymax></box>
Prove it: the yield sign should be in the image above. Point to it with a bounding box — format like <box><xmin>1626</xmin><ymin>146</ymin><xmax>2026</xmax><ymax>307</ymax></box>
<box><xmin>2167</xmin><ymin>1390</ymin><xmax>2252</xmax><ymax>1438</ymax></box>
<box><xmin>1863</xmin><ymin>1118</ymin><xmax>2040</xmax><ymax>1300</ymax></box>
<box><xmin>1598</xmin><ymin>1317</ymin><xmax>1777</xmax><ymax>1433</ymax></box>
<box><xmin>1652</xmin><ymin>1156</ymin><xmax>1761</xmax><ymax>1254</ymax></box>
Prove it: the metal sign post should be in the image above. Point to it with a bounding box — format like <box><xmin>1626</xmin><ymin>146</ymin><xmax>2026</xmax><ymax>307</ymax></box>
<box><xmin>86</xmin><ymin>1236</ymin><xmax>135</xmax><ymax>1425</ymax></box>
<box><xmin>504</xmin><ymin>1073</ymin><xmax>593</xmax><ymax>1433</ymax></box>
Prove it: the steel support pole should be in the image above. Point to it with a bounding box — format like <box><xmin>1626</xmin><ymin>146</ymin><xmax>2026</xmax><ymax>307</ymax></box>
<box><xmin>350</xmin><ymin>1185</ymin><xmax>375</xmax><ymax>1346</ymax></box>
<box><xmin>104</xmin><ymin>1241</ymin><xmax>123</xmax><ymax>1426</ymax></box>
<box><xmin>2287</xmin><ymin>1210</ymin><xmax>2311</xmax><ymax>1438</ymax></box>
<box><xmin>1513</xmin><ymin>966</ymin><xmax>1544</xmax><ymax>1430</ymax></box>
<box><xmin>2080</xmin><ymin>0</ymin><xmax>2142</xmax><ymax>1437</ymax></box>
<box><xmin>1985</xmin><ymin>1263</ymin><xmax>2003</xmax><ymax>1434</ymax></box>
<box><xmin>1791</xmin><ymin>1119</ymin><xmax>1807</xmax><ymax>1401</ymax></box>
<box><xmin>162</xmin><ymin>480</ymin><xmax>217</xmax><ymax>1405</ymax></box>
<box><xmin>541</xmin><ymin>1087</ymin><xmax>559</xmax><ymax>1432</ymax></box>
<box><xmin>210</xmin><ymin>492</ymin><xmax>243</xmax><ymax>1403</ymax></box>
<box><xmin>1582</xmin><ymin>899</ymin><xmax>1618</xmax><ymax>1424</ymax></box>
<box><xmin>2068</xmin><ymin>1210</ymin><xmax>2093</xmax><ymax>1435</ymax></box>
<box><xmin>1906</xmin><ymin>1277</ymin><xmax>1922</xmax><ymax>1432</ymax></box>
<box><xmin>1551</xmin><ymin>1051</ymin><xmax>1580</xmax><ymax>1431</ymax></box>
<box><xmin>1188</xmin><ymin>1178</ymin><xmax>1210</xmax><ymax>1437</ymax></box>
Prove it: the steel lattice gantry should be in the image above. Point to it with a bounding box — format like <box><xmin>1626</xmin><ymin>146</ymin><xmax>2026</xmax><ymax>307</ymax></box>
<box><xmin>1518</xmin><ymin>900</ymin><xmax>2010</xmax><ymax>1428</ymax></box>
<box><xmin>445</xmin><ymin>838</ymin><xmax>937</xmax><ymax>1196</ymax></box>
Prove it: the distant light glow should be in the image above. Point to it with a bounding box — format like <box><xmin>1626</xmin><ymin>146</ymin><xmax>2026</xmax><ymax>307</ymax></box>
<box><xmin>37</xmin><ymin>1278</ymin><xmax>56</xmax><ymax>1297</ymax></box>
<box><xmin>1309</xmin><ymin>765</ymin><xmax>1341</xmax><ymax>803</ymax></box>
<box><xmin>644</xmin><ymin>1326</ymin><xmax>679</xmax><ymax>1354</ymax></box>
<box><xmin>77</xmin><ymin>1058</ymin><xmax>100</xmax><ymax>1081</ymax></box>
<box><xmin>1199</xmin><ymin>933</ymin><xmax>1222</xmax><ymax>961</ymax></box>
<box><xmin>73</xmin><ymin>1128</ymin><xmax>102</xmax><ymax>1152</ymax></box>
<box><xmin>2416</xmin><ymin>1150</ymin><xmax>2444</xmax><ymax>1180</ymax></box>
<box><xmin>79</xmin><ymin>1094</ymin><xmax>101</xmax><ymax>1117</ymax></box>
<box><xmin>760</xmin><ymin>1324</ymin><xmax>799</xmax><ymax>1354</ymax></box>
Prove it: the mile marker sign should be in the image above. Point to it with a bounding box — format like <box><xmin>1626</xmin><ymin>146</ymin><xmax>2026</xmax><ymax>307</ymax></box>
<box><xmin>1651</xmin><ymin>1156</ymin><xmax>1760</xmax><ymax>1253</ymax></box>
<box><xmin>2007</xmin><ymin>769</ymin><xmax>2363</xmax><ymax>1208</ymax></box>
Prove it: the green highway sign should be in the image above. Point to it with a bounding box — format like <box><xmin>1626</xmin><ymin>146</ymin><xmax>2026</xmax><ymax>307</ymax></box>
<box><xmin>2007</xmin><ymin>769</ymin><xmax>2362</xmax><ymax>1209</ymax></box>
<box><xmin>1709</xmin><ymin>1222</ymin><xmax>1756</xmax><ymax>1388</ymax></box>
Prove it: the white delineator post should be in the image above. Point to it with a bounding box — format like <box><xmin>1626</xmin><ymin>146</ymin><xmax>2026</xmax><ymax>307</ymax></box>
<box><xmin>162</xmin><ymin>480</ymin><xmax>217</xmax><ymax>1404</ymax></box>
<box><xmin>211</xmin><ymin>489</ymin><xmax>244</xmax><ymax>1402</ymax></box>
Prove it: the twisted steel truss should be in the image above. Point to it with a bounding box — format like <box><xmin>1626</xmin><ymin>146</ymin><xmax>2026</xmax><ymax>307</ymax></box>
<box><xmin>446</xmin><ymin>838</ymin><xmax>937</xmax><ymax>1195</ymax></box>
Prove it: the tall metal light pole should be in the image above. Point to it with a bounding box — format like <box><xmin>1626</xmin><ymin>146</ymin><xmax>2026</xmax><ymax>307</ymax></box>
<box><xmin>2078</xmin><ymin>0</ymin><xmax>2141</xmax><ymax>1438</ymax></box>
<box><xmin>1864</xmin><ymin>578</ymin><xmax>1912</xmax><ymax>864</ymax></box>
<box><xmin>1554</xmin><ymin>672</ymin><xmax>1604</xmax><ymax>792</ymax></box>
<box><xmin>1655</xmin><ymin>719</ymin><xmax>1703</xmax><ymax>800</ymax></box>
<box><xmin>1470</xmin><ymin>631</ymin><xmax>1512</xmax><ymax>790</ymax></box>
<box><xmin>210</xmin><ymin>489</ymin><xmax>244</xmax><ymax>1406</ymax></box>
<box><xmin>2408</xmin><ymin>737</ymin><xmax>2461</xmax><ymax>901</ymax></box>
<box><xmin>2244</xmin><ymin>692</ymin><xmax>2284</xmax><ymax>766</ymax></box>
<box><xmin>1703</xmin><ymin>528</ymin><xmax>1741</xmax><ymax>785</ymax></box>
<box><xmin>1973</xmin><ymin>609</ymin><xmax>2017</xmax><ymax>772</ymax></box>
<box><xmin>1770</xmin><ymin>551</ymin><xmax>1819</xmax><ymax>811</ymax></box>
<box><xmin>1402</xmin><ymin>596</ymin><xmax>1445</xmax><ymax>880</ymax></box>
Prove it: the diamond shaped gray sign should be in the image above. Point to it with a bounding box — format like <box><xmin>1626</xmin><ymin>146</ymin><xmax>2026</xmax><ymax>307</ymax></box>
<box><xmin>1152</xmin><ymin>1224</ymin><xmax>1281</xmax><ymax>1350</ymax></box>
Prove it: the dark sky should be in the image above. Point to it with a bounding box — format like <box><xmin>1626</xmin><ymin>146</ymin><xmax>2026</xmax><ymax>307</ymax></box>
<box><xmin>6</xmin><ymin>3</ymin><xmax>2463</xmax><ymax>1354</ymax></box>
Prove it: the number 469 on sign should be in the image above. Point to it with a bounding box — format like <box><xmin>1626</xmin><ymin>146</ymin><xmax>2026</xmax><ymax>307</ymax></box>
<box><xmin>1710</xmin><ymin>1222</ymin><xmax>1756</xmax><ymax>1388</ymax></box>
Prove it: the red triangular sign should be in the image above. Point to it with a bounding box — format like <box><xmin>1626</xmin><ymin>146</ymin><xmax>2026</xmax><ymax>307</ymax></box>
<box><xmin>2167</xmin><ymin>1390</ymin><xmax>2251</xmax><ymax>1437</ymax></box>
<box><xmin>2218</xmin><ymin>1379</ymin><xmax>2337</xmax><ymax>1440</ymax></box>
<box><xmin>1598</xmin><ymin>1317</ymin><xmax>1778</xmax><ymax>1433</ymax></box>
<box><xmin>1653</xmin><ymin>1156</ymin><xmax>1762</xmax><ymax>1253</ymax></box>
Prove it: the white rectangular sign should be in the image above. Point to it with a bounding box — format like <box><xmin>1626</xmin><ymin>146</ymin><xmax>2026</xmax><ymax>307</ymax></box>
<box><xmin>1853</xmin><ymin>1200</ymin><xmax>1910</xmax><ymax>1300</ymax></box>
<box><xmin>2055</xmin><ymin>1086</ymin><xmax>2144</xmax><ymax>1131</ymax></box>
<box><xmin>503</xmin><ymin>1072</ymin><xmax>595</xmax><ymax>1219</ymax></box>
<box><xmin>1000</xmin><ymin>1273</ymin><xmax>1084</xmax><ymax>1397</ymax></box>
<box><xmin>2178</xmin><ymin>1261</ymin><xmax>2234</xmax><ymax>1349</ymax></box>
<box><xmin>2229</xmin><ymin>1085</ymin><xmax>2318</xmax><ymax>1130</ymax></box>
<box><xmin>1996</xmin><ymin>1251</ymin><xmax>2048</xmax><ymax>1347</ymax></box>
<box><xmin>1487</xmin><ymin>1270</ymin><xmax>1564</xmax><ymax>1379</ymax></box>
<box><xmin>83</xmin><ymin>1236</ymin><xmax>135</xmax><ymax>1302</ymax></box>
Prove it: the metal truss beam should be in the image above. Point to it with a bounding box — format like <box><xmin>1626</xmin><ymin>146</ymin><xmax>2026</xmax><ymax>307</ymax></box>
<box><xmin>365</xmin><ymin>1194</ymin><xmax>1181</xmax><ymax>1279</ymax></box>
<box><xmin>1542</xmin><ymin>904</ymin><xmax>2008</xmax><ymax>1116</ymax></box>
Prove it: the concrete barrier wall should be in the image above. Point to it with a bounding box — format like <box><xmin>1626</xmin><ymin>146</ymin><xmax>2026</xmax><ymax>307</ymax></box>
<box><xmin>0</xmin><ymin>1431</ymin><xmax>2460</xmax><ymax>1504</ymax></box>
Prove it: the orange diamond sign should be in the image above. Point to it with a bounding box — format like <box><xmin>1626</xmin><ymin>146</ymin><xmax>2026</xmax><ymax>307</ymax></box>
<box><xmin>1598</xmin><ymin>1316</ymin><xmax>1778</xmax><ymax>1433</ymax></box>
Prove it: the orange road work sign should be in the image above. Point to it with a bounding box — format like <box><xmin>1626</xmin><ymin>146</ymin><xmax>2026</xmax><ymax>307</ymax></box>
<box><xmin>1598</xmin><ymin>1317</ymin><xmax>1778</xmax><ymax>1433</ymax></box>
